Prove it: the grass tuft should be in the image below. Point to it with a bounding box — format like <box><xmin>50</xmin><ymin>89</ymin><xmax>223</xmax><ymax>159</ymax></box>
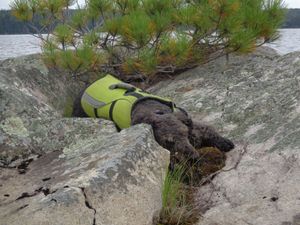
<box><xmin>156</xmin><ymin>147</ymin><xmax>226</xmax><ymax>225</ymax></box>
<box><xmin>156</xmin><ymin>162</ymin><xmax>200</xmax><ymax>225</ymax></box>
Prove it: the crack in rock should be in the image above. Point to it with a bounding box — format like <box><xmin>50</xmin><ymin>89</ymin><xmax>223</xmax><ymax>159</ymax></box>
<box><xmin>80</xmin><ymin>187</ymin><xmax>97</xmax><ymax>225</ymax></box>
<box><xmin>16</xmin><ymin>187</ymin><xmax>56</xmax><ymax>201</ymax></box>
<box><xmin>17</xmin><ymin>204</ymin><xmax>29</xmax><ymax>211</ymax></box>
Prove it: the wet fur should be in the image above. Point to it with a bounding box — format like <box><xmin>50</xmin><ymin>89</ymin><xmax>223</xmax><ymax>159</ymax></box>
<box><xmin>73</xmin><ymin>97</ymin><xmax>234</xmax><ymax>159</ymax></box>
<box><xmin>131</xmin><ymin>100</ymin><xmax>234</xmax><ymax>159</ymax></box>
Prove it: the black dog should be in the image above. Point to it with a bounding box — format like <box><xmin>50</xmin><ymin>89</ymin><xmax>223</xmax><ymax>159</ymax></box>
<box><xmin>131</xmin><ymin>100</ymin><xmax>234</xmax><ymax>158</ymax></box>
<box><xmin>72</xmin><ymin>92</ymin><xmax>234</xmax><ymax>160</ymax></box>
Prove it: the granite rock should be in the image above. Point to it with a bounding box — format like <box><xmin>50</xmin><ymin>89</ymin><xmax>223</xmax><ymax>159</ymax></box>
<box><xmin>0</xmin><ymin>55</ymin><xmax>169</xmax><ymax>225</ymax></box>
<box><xmin>149</xmin><ymin>47</ymin><xmax>300</xmax><ymax>225</ymax></box>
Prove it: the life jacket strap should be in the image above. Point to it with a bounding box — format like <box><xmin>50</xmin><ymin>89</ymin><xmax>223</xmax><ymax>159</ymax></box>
<box><xmin>94</xmin><ymin>108</ymin><xmax>99</xmax><ymax>118</ymax></box>
<box><xmin>124</xmin><ymin>91</ymin><xmax>144</xmax><ymax>99</ymax></box>
<box><xmin>109</xmin><ymin>100</ymin><xmax>121</xmax><ymax>131</ymax></box>
<box><xmin>109</xmin><ymin>83</ymin><xmax>136</xmax><ymax>92</ymax></box>
<box><xmin>109</xmin><ymin>101</ymin><xmax>117</xmax><ymax>121</ymax></box>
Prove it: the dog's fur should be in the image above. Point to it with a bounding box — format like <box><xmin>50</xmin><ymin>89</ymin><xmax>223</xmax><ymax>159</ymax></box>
<box><xmin>131</xmin><ymin>100</ymin><xmax>234</xmax><ymax>159</ymax></box>
<box><xmin>72</xmin><ymin>95</ymin><xmax>234</xmax><ymax>159</ymax></box>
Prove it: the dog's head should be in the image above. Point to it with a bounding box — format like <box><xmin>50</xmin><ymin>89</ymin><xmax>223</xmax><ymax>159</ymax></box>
<box><xmin>173</xmin><ymin>107</ymin><xmax>193</xmax><ymax>130</ymax></box>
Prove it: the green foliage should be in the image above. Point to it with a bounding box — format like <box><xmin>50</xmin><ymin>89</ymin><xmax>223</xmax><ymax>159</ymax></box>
<box><xmin>53</xmin><ymin>24</ymin><xmax>73</xmax><ymax>45</ymax></box>
<box><xmin>88</xmin><ymin>0</ymin><xmax>111</xmax><ymax>19</ymax></box>
<box><xmin>161</xmin><ymin>164</ymin><xmax>186</xmax><ymax>210</ymax></box>
<box><xmin>158</xmin><ymin>162</ymin><xmax>199</xmax><ymax>225</ymax></box>
<box><xmin>158</xmin><ymin>33</ymin><xmax>193</xmax><ymax>67</ymax></box>
<box><xmin>70</xmin><ymin>10</ymin><xmax>87</xmax><ymax>30</ymax></box>
<box><xmin>10</xmin><ymin>0</ymin><xmax>33</xmax><ymax>21</ymax></box>
<box><xmin>10</xmin><ymin>0</ymin><xmax>286</xmax><ymax>81</ymax></box>
<box><xmin>120</xmin><ymin>11</ymin><xmax>153</xmax><ymax>46</ymax></box>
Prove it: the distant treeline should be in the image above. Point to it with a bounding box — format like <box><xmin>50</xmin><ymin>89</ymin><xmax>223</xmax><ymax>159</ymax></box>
<box><xmin>1</xmin><ymin>8</ymin><xmax>300</xmax><ymax>34</ymax></box>
<box><xmin>0</xmin><ymin>9</ymin><xmax>79</xmax><ymax>34</ymax></box>
<box><xmin>0</xmin><ymin>10</ymin><xmax>41</xmax><ymax>34</ymax></box>
<box><xmin>283</xmin><ymin>9</ymin><xmax>300</xmax><ymax>28</ymax></box>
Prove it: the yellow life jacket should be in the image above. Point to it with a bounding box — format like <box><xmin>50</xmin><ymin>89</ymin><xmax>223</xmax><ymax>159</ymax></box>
<box><xmin>81</xmin><ymin>74</ymin><xmax>174</xmax><ymax>129</ymax></box>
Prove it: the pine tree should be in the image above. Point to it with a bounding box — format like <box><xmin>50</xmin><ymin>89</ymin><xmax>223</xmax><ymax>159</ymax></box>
<box><xmin>11</xmin><ymin>0</ymin><xmax>286</xmax><ymax>81</ymax></box>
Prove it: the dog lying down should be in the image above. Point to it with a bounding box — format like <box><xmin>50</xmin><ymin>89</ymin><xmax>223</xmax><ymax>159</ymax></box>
<box><xmin>72</xmin><ymin>75</ymin><xmax>234</xmax><ymax>159</ymax></box>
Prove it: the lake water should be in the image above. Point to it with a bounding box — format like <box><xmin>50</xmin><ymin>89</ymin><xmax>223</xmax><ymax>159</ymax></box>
<box><xmin>0</xmin><ymin>34</ymin><xmax>42</xmax><ymax>61</ymax></box>
<box><xmin>0</xmin><ymin>29</ymin><xmax>300</xmax><ymax>61</ymax></box>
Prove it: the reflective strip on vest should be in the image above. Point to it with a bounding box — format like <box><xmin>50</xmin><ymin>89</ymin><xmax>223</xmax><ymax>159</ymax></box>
<box><xmin>82</xmin><ymin>92</ymin><xmax>106</xmax><ymax>108</ymax></box>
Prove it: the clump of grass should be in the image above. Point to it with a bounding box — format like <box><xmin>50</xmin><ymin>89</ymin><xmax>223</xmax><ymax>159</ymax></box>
<box><xmin>156</xmin><ymin>163</ymin><xmax>200</xmax><ymax>225</ymax></box>
<box><xmin>156</xmin><ymin>147</ymin><xmax>226</xmax><ymax>225</ymax></box>
<box><xmin>162</xmin><ymin>163</ymin><xmax>185</xmax><ymax>210</ymax></box>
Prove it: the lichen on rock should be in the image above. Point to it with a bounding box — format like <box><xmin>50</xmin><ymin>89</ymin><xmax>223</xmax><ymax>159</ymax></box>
<box><xmin>149</xmin><ymin>47</ymin><xmax>300</xmax><ymax>225</ymax></box>
<box><xmin>0</xmin><ymin>54</ymin><xmax>169</xmax><ymax>225</ymax></box>
<box><xmin>1</xmin><ymin>46</ymin><xmax>300</xmax><ymax>225</ymax></box>
<box><xmin>1</xmin><ymin>117</ymin><xmax>29</xmax><ymax>137</ymax></box>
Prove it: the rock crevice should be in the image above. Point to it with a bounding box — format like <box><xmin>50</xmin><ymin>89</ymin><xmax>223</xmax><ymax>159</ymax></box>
<box><xmin>149</xmin><ymin>47</ymin><xmax>300</xmax><ymax>225</ymax></box>
<box><xmin>80</xmin><ymin>187</ymin><xmax>97</xmax><ymax>225</ymax></box>
<box><xmin>0</xmin><ymin>54</ymin><xmax>169</xmax><ymax>225</ymax></box>
<box><xmin>1</xmin><ymin>47</ymin><xmax>300</xmax><ymax>225</ymax></box>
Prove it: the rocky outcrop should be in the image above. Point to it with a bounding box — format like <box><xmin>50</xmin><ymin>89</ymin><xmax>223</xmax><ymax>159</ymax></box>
<box><xmin>0</xmin><ymin>54</ymin><xmax>81</xmax><ymax>165</ymax></box>
<box><xmin>0</xmin><ymin>55</ymin><xmax>169</xmax><ymax>225</ymax></box>
<box><xmin>0</xmin><ymin>123</ymin><xmax>169</xmax><ymax>225</ymax></box>
<box><xmin>2</xmin><ymin>46</ymin><xmax>300</xmax><ymax>225</ymax></box>
<box><xmin>149</xmin><ymin>47</ymin><xmax>300</xmax><ymax>225</ymax></box>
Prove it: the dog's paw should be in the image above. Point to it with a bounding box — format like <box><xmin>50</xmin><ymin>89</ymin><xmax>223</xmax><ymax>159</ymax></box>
<box><xmin>214</xmin><ymin>137</ymin><xmax>235</xmax><ymax>152</ymax></box>
<box><xmin>182</xmin><ymin>146</ymin><xmax>200</xmax><ymax>160</ymax></box>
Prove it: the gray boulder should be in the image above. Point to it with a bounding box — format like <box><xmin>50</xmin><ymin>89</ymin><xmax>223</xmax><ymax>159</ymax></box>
<box><xmin>0</xmin><ymin>54</ymin><xmax>81</xmax><ymax>165</ymax></box>
<box><xmin>0</xmin><ymin>55</ymin><xmax>169</xmax><ymax>225</ymax></box>
<box><xmin>2</xmin><ymin>46</ymin><xmax>300</xmax><ymax>225</ymax></box>
<box><xmin>149</xmin><ymin>47</ymin><xmax>300</xmax><ymax>225</ymax></box>
<box><xmin>0</xmin><ymin>123</ymin><xmax>169</xmax><ymax>225</ymax></box>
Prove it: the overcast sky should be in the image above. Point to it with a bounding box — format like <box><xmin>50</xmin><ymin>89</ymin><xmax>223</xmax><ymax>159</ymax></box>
<box><xmin>1</xmin><ymin>0</ymin><xmax>300</xmax><ymax>9</ymax></box>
